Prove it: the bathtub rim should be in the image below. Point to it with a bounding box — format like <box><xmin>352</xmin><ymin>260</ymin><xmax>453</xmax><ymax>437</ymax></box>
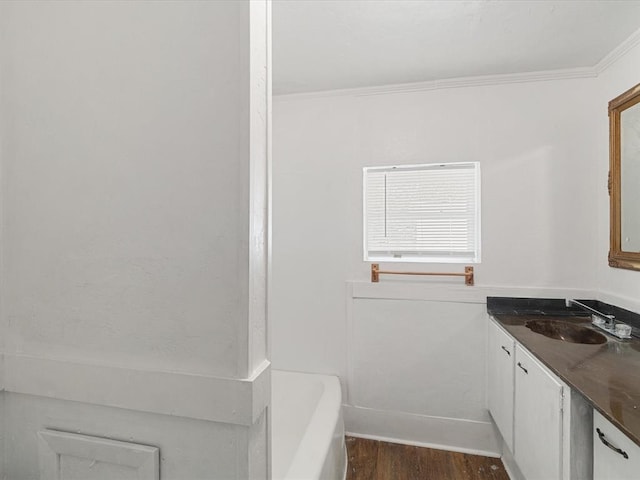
<box><xmin>271</xmin><ymin>369</ymin><xmax>347</xmax><ymax>480</ymax></box>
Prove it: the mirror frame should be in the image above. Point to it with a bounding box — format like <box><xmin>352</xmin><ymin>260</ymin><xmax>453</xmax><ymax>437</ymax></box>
<box><xmin>609</xmin><ymin>81</ymin><xmax>640</xmax><ymax>271</ymax></box>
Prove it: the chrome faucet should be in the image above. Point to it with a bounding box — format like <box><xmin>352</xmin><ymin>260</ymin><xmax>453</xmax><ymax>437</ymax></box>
<box><xmin>566</xmin><ymin>298</ymin><xmax>614</xmax><ymax>327</ymax></box>
<box><xmin>566</xmin><ymin>299</ymin><xmax>621</xmax><ymax>333</ymax></box>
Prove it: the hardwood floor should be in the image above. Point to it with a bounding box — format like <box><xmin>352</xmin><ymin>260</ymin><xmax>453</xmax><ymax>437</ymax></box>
<box><xmin>345</xmin><ymin>437</ymin><xmax>510</xmax><ymax>480</ymax></box>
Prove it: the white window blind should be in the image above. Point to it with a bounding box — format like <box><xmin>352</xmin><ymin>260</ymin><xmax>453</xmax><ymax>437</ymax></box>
<box><xmin>364</xmin><ymin>162</ymin><xmax>481</xmax><ymax>263</ymax></box>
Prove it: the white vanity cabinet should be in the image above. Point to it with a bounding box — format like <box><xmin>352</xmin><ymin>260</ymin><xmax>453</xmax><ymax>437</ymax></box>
<box><xmin>488</xmin><ymin>317</ymin><xmax>592</xmax><ymax>480</ymax></box>
<box><xmin>514</xmin><ymin>344</ymin><xmax>564</xmax><ymax>480</ymax></box>
<box><xmin>593</xmin><ymin>410</ymin><xmax>640</xmax><ymax>479</ymax></box>
<box><xmin>488</xmin><ymin>319</ymin><xmax>515</xmax><ymax>451</ymax></box>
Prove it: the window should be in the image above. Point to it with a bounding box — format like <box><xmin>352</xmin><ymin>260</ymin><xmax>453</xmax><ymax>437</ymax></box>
<box><xmin>363</xmin><ymin>162</ymin><xmax>481</xmax><ymax>263</ymax></box>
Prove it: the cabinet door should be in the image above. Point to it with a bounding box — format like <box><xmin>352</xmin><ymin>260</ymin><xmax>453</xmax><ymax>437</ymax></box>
<box><xmin>488</xmin><ymin>319</ymin><xmax>515</xmax><ymax>452</ymax></box>
<box><xmin>514</xmin><ymin>345</ymin><xmax>563</xmax><ymax>480</ymax></box>
<box><xmin>594</xmin><ymin>410</ymin><xmax>640</xmax><ymax>479</ymax></box>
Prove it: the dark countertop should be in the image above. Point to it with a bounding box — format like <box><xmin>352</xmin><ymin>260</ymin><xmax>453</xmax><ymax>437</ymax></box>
<box><xmin>490</xmin><ymin>313</ymin><xmax>640</xmax><ymax>448</ymax></box>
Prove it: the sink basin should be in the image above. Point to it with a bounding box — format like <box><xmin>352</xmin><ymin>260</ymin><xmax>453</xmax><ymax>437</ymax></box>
<box><xmin>525</xmin><ymin>320</ymin><xmax>607</xmax><ymax>345</ymax></box>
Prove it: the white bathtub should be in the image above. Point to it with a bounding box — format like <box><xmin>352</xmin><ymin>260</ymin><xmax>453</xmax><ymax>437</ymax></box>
<box><xmin>271</xmin><ymin>370</ymin><xmax>347</xmax><ymax>480</ymax></box>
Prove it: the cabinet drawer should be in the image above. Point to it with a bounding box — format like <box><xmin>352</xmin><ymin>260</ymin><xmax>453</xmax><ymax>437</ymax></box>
<box><xmin>594</xmin><ymin>410</ymin><xmax>640</xmax><ymax>479</ymax></box>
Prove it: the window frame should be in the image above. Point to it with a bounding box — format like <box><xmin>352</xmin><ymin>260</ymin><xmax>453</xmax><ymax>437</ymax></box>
<box><xmin>362</xmin><ymin>161</ymin><xmax>481</xmax><ymax>264</ymax></box>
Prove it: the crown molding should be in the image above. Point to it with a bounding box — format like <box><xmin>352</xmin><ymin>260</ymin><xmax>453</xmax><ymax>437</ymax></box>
<box><xmin>275</xmin><ymin>26</ymin><xmax>640</xmax><ymax>102</ymax></box>
<box><xmin>595</xmin><ymin>26</ymin><xmax>640</xmax><ymax>74</ymax></box>
<box><xmin>275</xmin><ymin>67</ymin><xmax>597</xmax><ymax>101</ymax></box>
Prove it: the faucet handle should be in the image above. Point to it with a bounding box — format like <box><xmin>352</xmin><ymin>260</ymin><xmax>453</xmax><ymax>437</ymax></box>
<box><xmin>605</xmin><ymin>314</ymin><xmax>616</xmax><ymax>328</ymax></box>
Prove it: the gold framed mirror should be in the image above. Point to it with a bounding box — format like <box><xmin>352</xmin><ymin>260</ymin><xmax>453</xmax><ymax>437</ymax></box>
<box><xmin>609</xmin><ymin>81</ymin><xmax>640</xmax><ymax>271</ymax></box>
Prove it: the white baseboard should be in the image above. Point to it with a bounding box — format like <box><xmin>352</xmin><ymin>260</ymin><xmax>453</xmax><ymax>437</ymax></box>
<box><xmin>343</xmin><ymin>405</ymin><xmax>501</xmax><ymax>457</ymax></box>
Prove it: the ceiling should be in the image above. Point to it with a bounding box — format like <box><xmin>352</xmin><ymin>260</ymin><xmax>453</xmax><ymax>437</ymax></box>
<box><xmin>272</xmin><ymin>0</ymin><xmax>640</xmax><ymax>95</ymax></box>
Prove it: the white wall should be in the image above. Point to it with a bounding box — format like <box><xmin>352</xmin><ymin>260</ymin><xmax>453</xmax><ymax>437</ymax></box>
<box><xmin>2</xmin><ymin>0</ymin><xmax>251</xmax><ymax>378</ymax></box>
<box><xmin>272</xmin><ymin>76</ymin><xmax>600</xmax><ymax>452</ymax></box>
<box><xmin>0</xmin><ymin>1</ymin><xmax>270</xmax><ymax>478</ymax></box>
<box><xmin>596</xmin><ymin>39</ymin><xmax>640</xmax><ymax>310</ymax></box>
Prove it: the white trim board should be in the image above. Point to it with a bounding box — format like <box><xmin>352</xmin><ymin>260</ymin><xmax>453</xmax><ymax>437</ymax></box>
<box><xmin>349</xmin><ymin>282</ymin><xmax>594</xmax><ymax>304</ymax></box>
<box><xmin>344</xmin><ymin>405</ymin><xmax>501</xmax><ymax>458</ymax></box>
<box><xmin>275</xmin><ymin>67</ymin><xmax>597</xmax><ymax>101</ymax></box>
<box><xmin>500</xmin><ymin>441</ymin><xmax>525</xmax><ymax>480</ymax></box>
<box><xmin>595</xmin><ymin>26</ymin><xmax>640</xmax><ymax>74</ymax></box>
<box><xmin>3</xmin><ymin>354</ymin><xmax>270</xmax><ymax>426</ymax></box>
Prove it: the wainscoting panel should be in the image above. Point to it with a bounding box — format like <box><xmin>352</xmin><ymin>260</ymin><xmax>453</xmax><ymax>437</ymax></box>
<box><xmin>38</xmin><ymin>430</ymin><xmax>159</xmax><ymax>480</ymax></box>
